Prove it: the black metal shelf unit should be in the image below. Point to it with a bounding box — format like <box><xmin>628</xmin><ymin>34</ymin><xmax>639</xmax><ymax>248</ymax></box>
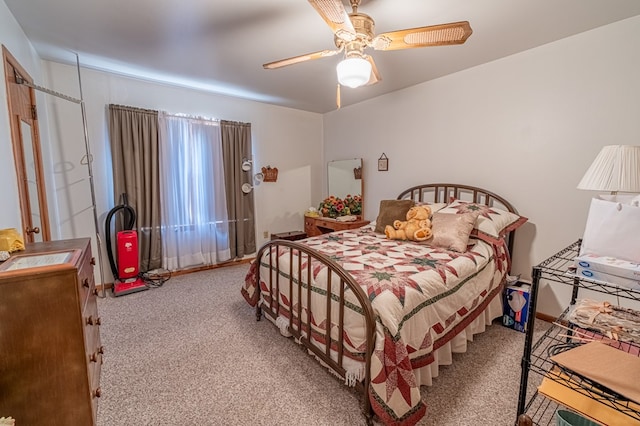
<box><xmin>516</xmin><ymin>240</ymin><xmax>640</xmax><ymax>425</ymax></box>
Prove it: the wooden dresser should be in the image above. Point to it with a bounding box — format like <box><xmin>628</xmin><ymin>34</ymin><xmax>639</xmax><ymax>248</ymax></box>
<box><xmin>0</xmin><ymin>238</ymin><xmax>102</xmax><ymax>425</ymax></box>
<box><xmin>304</xmin><ymin>216</ymin><xmax>370</xmax><ymax>237</ymax></box>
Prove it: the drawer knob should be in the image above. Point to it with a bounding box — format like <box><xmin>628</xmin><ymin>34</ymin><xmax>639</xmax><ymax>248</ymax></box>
<box><xmin>82</xmin><ymin>278</ymin><xmax>90</xmax><ymax>288</ymax></box>
<box><xmin>92</xmin><ymin>288</ymin><xmax>99</xmax><ymax>296</ymax></box>
<box><xmin>87</xmin><ymin>315</ymin><xmax>101</xmax><ymax>326</ymax></box>
<box><xmin>98</xmin><ymin>345</ymin><xmax>105</xmax><ymax>354</ymax></box>
<box><xmin>89</xmin><ymin>352</ymin><xmax>98</xmax><ymax>362</ymax></box>
<box><xmin>93</xmin><ymin>387</ymin><xmax>102</xmax><ymax>398</ymax></box>
<box><xmin>90</xmin><ymin>257</ymin><xmax>96</xmax><ymax>266</ymax></box>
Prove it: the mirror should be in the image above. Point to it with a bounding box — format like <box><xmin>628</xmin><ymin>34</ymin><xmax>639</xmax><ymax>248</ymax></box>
<box><xmin>21</xmin><ymin>120</ymin><xmax>44</xmax><ymax>243</ymax></box>
<box><xmin>327</xmin><ymin>158</ymin><xmax>363</xmax><ymax>214</ymax></box>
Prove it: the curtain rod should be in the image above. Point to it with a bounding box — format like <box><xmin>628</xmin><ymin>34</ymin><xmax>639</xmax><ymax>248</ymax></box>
<box><xmin>161</xmin><ymin>111</ymin><xmax>219</xmax><ymax>123</ymax></box>
<box><xmin>109</xmin><ymin>104</ymin><xmax>158</xmax><ymax>114</ymax></box>
<box><xmin>221</xmin><ymin>119</ymin><xmax>251</xmax><ymax>127</ymax></box>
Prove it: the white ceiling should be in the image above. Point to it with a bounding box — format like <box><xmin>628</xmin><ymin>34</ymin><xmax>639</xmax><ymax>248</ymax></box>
<box><xmin>6</xmin><ymin>0</ymin><xmax>640</xmax><ymax>113</ymax></box>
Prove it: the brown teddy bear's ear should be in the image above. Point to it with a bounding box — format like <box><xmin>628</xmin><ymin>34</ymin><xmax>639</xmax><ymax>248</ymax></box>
<box><xmin>406</xmin><ymin>207</ymin><xmax>418</xmax><ymax>221</ymax></box>
<box><xmin>413</xmin><ymin>206</ymin><xmax>430</xmax><ymax>220</ymax></box>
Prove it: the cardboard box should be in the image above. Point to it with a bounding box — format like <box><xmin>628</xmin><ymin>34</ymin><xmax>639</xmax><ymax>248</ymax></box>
<box><xmin>575</xmin><ymin>268</ymin><xmax>640</xmax><ymax>290</ymax></box>
<box><xmin>575</xmin><ymin>254</ymin><xmax>640</xmax><ymax>289</ymax></box>
<box><xmin>502</xmin><ymin>282</ymin><xmax>530</xmax><ymax>333</ymax></box>
<box><xmin>575</xmin><ymin>253</ymin><xmax>640</xmax><ymax>281</ymax></box>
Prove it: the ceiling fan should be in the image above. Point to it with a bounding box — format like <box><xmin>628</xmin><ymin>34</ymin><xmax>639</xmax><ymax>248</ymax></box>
<box><xmin>263</xmin><ymin>0</ymin><xmax>473</xmax><ymax>90</ymax></box>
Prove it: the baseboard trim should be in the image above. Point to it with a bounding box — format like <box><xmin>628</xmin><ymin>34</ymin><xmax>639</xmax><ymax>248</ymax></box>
<box><xmin>96</xmin><ymin>257</ymin><xmax>255</xmax><ymax>293</ymax></box>
<box><xmin>535</xmin><ymin>312</ymin><xmax>555</xmax><ymax>323</ymax></box>
<box><xmin>171</xmin><ymin>257</ymin><xmax>254</xmax><ymax>277</ymax></box>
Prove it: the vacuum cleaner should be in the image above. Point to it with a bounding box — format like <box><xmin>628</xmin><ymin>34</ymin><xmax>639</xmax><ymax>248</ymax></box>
<box><xmin>105</xmin><ymin>194</ymin><xmax>149</xmax><ymax>297</ymax></box>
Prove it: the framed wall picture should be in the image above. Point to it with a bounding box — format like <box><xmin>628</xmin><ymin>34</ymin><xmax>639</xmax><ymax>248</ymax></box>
<box><xmin>377</xmin><ymin>153</ymin><xmax>388</xmax><ymax>171</ymax></box>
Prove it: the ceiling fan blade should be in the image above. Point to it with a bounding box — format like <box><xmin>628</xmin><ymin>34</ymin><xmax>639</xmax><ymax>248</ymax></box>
<box><xmin>365</xmin><ymin>56</ymin><xmax>381</xmax><ymax>85</ymax></box>
<box><xmin>308</xmin><ymin>0</ymin><xmax>356</xmax><ymax>41</ymax></box>
<box><xmin>372</xmin><ymin>21</ymin><xmax>472</xmax><ymax>51</ymax></box>
<box><xmin>263</xmin><ymin>49</ymin><xmax>340</xmax><ymax>69</ymax></box>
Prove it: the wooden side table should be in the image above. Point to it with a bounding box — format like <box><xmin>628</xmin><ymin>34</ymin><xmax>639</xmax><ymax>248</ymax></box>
<box><xmin>304</xmin><ymin>216</ymin><xmax>370</xmax><ymax>237</ymax></box>
<box><xmin>270</xmin><ymin>231</ymin><xmax>307</xmax><ymax>241</ymax></box>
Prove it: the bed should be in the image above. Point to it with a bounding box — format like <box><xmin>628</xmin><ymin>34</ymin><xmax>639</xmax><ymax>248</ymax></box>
<box><xmin>242</xmin><ymin>183</ymin><xmax>526</xmax><ymax>425</ymax></box>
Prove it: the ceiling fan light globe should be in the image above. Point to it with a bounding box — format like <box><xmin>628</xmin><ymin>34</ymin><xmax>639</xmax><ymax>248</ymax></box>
<box><xmin>336</xmin><ymin>57</ymin><xmax>371</xmax><ymax>88</ymax></box>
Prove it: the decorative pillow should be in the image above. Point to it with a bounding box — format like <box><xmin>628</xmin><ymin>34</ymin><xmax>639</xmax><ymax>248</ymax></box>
<box><xmin>414</xmin><ymin>201</ymin><xmax>448</xmax><ymax>216</ymax></box>
<box><xmin>430</xmin><ymin>212</ymin><xmax>480</xmax><ymax>252</ymax></box>
<box><xmin>439</xmin><ymin>199</ymin><xmax>528</xmax><ymax>244</ymax></box>
<box><xmin>374</xmin><ymin>199</ymin><xmax>415</xmax><ymax>233</ymax></box>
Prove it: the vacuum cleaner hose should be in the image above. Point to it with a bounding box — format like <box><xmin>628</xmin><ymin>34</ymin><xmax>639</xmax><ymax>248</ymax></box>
<box><xmin>105</xmin><ymin>197</ymin><xmax>136</xmax><ymax>280</ymax></box>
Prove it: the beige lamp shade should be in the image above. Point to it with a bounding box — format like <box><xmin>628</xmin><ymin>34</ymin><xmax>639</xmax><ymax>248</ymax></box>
<box><xmin>577</xmin><ymin>145</ymin><xmax>640</xmax><ymax>193</ymax></box>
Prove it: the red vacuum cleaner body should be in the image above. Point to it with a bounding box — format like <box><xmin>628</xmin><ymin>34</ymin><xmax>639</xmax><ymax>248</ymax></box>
<box><xmin>113</xmin><ymin>230</ymin><xmax>147</xmax><ymax>296</ymax></box>
<box><xmin>105</xmin><ymin>194</ymin><xmax>148</xmax><ymax>297</ymax></box>
<box><xmin>117</xmin><ymin>231</ymin><xmax>139</xmax><ymax>278</ymax></box>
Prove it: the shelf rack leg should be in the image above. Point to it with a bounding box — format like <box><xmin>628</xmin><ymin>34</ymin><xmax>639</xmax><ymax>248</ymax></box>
<box><xmin>516</xmin><ymin>266</ymin><xmax>541</xmax><ymax>418</ymax></box>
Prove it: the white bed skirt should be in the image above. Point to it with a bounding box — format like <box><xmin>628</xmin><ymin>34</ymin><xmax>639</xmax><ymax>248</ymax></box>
<box><xmin>264</xmin><ymin>292</ymin><xmax>504</xmax><ymax>389</ymax></box>
<box><xmin>413</xmin><ymin>293</ymin><xmax>503</xmax><ymax>387</ymax></box>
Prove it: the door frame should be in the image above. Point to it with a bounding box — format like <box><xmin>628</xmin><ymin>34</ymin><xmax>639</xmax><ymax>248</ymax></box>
<box><xmin>3</xmin><ymin>45</ymin><xmax>51</xmax><ymax>242</ymax></box>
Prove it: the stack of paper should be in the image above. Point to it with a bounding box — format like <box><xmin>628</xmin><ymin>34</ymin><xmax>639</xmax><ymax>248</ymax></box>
<box><xmin>538</xmin><ymin>342</ymin><xmax>640</xmax><ymax>425</ymax></box>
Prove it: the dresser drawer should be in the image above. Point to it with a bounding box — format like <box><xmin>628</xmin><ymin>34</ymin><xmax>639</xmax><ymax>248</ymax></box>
<box><xmin>83</xmin><ymin>291</ymin><xmax>101</xmax><ymax>350</ymax></box>
<box><xmin>78</xmin><ymin>250</ymin><xmax>95</xmax><ymax>307</ymax></box>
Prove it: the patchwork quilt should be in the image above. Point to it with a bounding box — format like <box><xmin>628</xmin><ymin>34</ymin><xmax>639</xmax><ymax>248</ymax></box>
<box><xmin>242</xmin><ymin>226</ymin><xmax>508</xmax><ymax>425</ymax></box>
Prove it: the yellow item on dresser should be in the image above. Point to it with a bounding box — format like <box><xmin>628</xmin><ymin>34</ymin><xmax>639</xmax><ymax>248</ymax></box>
<box><xmin>0</xmin><ymin>228</ymin><xmax>25</xmax><ymax>252</ymax></box>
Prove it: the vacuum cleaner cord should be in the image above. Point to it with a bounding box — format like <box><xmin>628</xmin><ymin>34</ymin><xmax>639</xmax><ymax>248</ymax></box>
<box><xmin>139</xmin><ymin>269</ymin><xmax>172</xmax><ymax>288</ymax></box>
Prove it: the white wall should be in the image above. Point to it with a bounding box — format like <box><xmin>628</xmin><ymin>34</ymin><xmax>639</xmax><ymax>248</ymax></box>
<box><xmin>36</xmin><ymin>62</ymin><xmax>323</xmax><ymax>282</ymax></box>
<box><xmin>323</xmin><ymin>16</ymin><xmax>640</xmax><ymax>316</ymax></box>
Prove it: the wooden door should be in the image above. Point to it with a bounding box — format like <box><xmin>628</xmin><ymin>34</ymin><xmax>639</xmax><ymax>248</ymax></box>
<box><xmin>3</xmin><ymin>46</ymin><xmax>50</xmax><ymax>242</ymax></box>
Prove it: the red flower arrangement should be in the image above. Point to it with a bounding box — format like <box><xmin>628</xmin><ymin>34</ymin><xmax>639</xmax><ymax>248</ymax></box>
<box><xmin>319</xmin><ymin>194</ymin><xmax>361</xmax><ymax>218</ymax></box>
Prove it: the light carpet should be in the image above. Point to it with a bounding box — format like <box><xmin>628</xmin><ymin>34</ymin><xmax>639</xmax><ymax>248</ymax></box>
<box><xmin>96</xmin><ymin>263</ymin><xmax>547</xmax><ymax>426</ymax></box>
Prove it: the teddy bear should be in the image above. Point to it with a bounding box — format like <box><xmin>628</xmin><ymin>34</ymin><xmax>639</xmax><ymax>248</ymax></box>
<box><xmin>384</xmin><ymin>205</ymin><xmax>433</xmax><ymax>242</ymax></box>
<box><xmin>406</xmin><ymin>205</ymin><xmax>431</xmax><ymax>222</ymax></box>
<box><xmin>384</xmin><ymin>225</ymin><xmax>408</xmax><ymax>240</ymax></box>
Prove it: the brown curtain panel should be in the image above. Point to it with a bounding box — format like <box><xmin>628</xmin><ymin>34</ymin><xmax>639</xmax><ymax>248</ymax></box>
<box><xmin>108</xmin><ymin>104</ymin><xmax>162</xmax><ymax>272</ymax></box>
<box><xmin>221</xmin><ymin>120</ymin><xmax>256</xmax><ymax>257</ymax></box>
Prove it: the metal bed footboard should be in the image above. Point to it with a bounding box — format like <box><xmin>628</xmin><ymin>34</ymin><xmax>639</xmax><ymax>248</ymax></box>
<box><xmin>254</xmin><ymin>239</ymin><xmax>377</xmax><ymax>422</ymax></box>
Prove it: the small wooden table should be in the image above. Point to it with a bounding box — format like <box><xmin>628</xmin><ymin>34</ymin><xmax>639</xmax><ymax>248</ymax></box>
<box><xmin>270</xmin><ymin>231</ymin><xmax>307</xmax><ymax>241</ymax></box>
<box><xmin>304</xmin><ymin>216</ymin><xmax>370</xmax><ymax>237</ymax></box>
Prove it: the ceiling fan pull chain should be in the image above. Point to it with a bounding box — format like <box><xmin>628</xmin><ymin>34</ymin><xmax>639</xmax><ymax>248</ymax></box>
<box><xmin>336</xmin><ymin>84</ymin><xmax>341</xmax><ymax>110</ymax></box>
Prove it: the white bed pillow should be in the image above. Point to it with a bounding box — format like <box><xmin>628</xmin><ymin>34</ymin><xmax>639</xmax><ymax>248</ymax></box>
<box><xmin>438</xmin><ymin>200</ymin><xmax>527</xmax><ymax>244</ymax></box>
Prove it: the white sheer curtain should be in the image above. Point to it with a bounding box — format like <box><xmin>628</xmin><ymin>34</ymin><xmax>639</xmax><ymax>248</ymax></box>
<box><xmin>158</xmin><ymin>112</ymin><xmax>231</xmax><ymax>270</ymax></box>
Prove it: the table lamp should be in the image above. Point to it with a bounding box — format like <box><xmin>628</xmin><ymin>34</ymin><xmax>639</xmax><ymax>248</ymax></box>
<box><xmin>577</xmin><ymin>145</ymin><xmax>640</xmax><ymax>194</ymax></box>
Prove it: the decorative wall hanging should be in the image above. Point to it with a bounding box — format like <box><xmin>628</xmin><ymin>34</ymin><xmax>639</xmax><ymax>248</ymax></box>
<box><xmin>241</xmin><ymin>158</ymin><xmax>253</xmax><ymax>171</ymax></box>
<box><xmin>353</xmin><ymin>166</ymin><xmax>362</xmax><ymax>180</ymax></box>
<box><xmin>262</xmin><ymin>166</ymin><xmax>279</xmax><ymax>182</ymax></box>
<box><xmin>241</xmin><ymin>183</ymin><xmax>253</xmax><ymax>194</ymax></box>
<box><xmin>377</xmin><ymin>153</ymin><xmax>388</xmax><ymax>171</ymax></box>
